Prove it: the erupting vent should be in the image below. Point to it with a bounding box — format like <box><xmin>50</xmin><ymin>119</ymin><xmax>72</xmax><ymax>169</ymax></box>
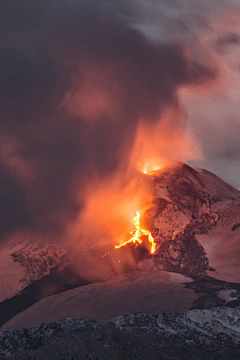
<box><xmin>115</xmin><ymin>212</ymin><xmax>156</xmax><ymax>254</ymax></box>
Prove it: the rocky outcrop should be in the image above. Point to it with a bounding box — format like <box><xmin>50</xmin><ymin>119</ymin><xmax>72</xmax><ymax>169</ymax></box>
<box><xmin>150</xmin><ymin>163</ymin><xmax>240</xmax><ymax>277</ymax></box>
<box><xmin>10</xmin><ymin>242</ymin><xmax>67</xmax><ymax>285</ymax></box>
<box><xmin>0</xmin><ymin>239</ymin><xmax>67</xmax><ymax>303</ymax></box>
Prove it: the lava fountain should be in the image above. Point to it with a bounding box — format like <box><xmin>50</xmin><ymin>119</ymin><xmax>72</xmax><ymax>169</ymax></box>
<box><xmin>115</xmin><ymin>211</ymin><xmax>156</xmax><ymax>254</ymax></box>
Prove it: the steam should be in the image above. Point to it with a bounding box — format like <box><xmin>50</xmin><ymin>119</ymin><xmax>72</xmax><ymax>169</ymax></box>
<box><xmin>0</xmin><ymin>0</ymin><xmax>239</xmax><ymax>245</ymax></box>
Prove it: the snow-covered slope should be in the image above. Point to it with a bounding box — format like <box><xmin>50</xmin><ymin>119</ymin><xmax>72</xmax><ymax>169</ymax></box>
<box><xmin>0</xmin><ymin>238</ymin><xmax>66</xmax><ymax>302</ymax></box>
<box><xmin>1</xmin><ymin>271</ymin><xmax>197</xmax><ymax>329</ymax></box>
<box><xmin>2</xmin><ymin>268</ymin><xmax>240</xmax><ymax>330</ymax></box>
<box><xmin>0</xmin><ymin>307</ymin><xmax>239</xmax><ymax>360</ymax></box>
<box><xmin>151</xmin><ymin>163</ymin><xmax>240</xmax><ymax>282</ymax></box>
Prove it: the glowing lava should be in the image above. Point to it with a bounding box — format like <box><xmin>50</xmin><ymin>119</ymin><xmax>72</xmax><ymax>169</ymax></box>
<box><xmin>139</xmin><ymin>157</ymin><xmax>168</xmax><ymax>175</ymax></box>
<box><xmin>141</xmin><ymin>161</ymin><xmax>164</xmax><ymax>175</ymax></box>
<box><xmin>115</xmin><ymin>211</ymin><xmax>156</xmax><ymax>254</ymax></box>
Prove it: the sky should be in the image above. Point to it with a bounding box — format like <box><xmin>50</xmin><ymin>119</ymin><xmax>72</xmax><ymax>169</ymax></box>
<box><xmin>0</xmin><ymin>0</ymin><xmax>240</xmax><ymax>242</ymax></box>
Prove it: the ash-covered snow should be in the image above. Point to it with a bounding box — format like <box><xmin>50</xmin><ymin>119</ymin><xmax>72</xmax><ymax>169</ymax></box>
<box><xmin>0</xmin><ymin>243</ymin><xmax>26</xmax><ymax>302</ymax></box>
<box><xmin>0</xmin><ymin>307</ymin><xmax>239</xmax><ymax>360</ymax></box>
<box><xmin>0</xmin><ymin>238</ymin><xmax>67</xmax><ymax>302</ymax></box>
<box><xmin>1</xmin><ymin>271</ymin><xmax>198</xmax><ymax>330</ymax></box>
<box><xmin>152</xmin><ymin>163</ymin><xmax>240</xmax><ymax>281</ymax></box>
<box><xmin>2</xmin><ymin>269</ymin><xmax>240</xmax><ymax>332</ymax></box>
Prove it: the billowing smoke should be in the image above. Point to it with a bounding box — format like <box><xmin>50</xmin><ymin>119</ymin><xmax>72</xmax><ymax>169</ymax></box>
<box><xmin>0</xmin><ymin>0</ymin><xmax>239</xmax><ymax>245</ymax></box>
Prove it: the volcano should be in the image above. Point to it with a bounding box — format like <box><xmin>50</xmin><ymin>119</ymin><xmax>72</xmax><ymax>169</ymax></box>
<box><xmin>0</xmin><ymin>163</ymin><xmax>239</xmax><ymax>333</ymax></box>
<box><xmin>43</xmin><ymin>162</ymin><xmax>240</xmax><ymax>286</ymax></box>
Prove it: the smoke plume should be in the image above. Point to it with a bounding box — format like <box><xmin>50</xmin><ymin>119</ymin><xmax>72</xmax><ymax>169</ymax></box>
<box><xmin>0</xmin><ymin>0</ymin><xmax>239</xmax><ymax>245</ymax></box>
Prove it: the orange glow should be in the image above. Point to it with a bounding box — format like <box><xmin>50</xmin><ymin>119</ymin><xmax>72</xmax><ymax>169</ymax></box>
<box><xmin>69</xmin><ymin>106</ymin><xmax>203</xmax><ymax>259</ymax></box>
<box><xmin>115</xmin><ymin>211</ymin><xmax>156</xmax><ymax>254</ymax></box>
<box><xmin>129</xmin><ymin>107</ymin><xmax>203</xmax><ymax>178</ymax></box>
<box><xmin>71</xmin><ymin>170</ymin><xmax>154</xmax><ymax>252</ymax></box>
<box><xmin>140</xmin><ymin>158</ymin><xmax>165</xmax><ymax>175</ymax></box>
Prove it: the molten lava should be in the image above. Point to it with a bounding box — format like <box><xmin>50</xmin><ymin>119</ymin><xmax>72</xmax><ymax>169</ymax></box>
<box><xmin>140</xmin><ymin>159</ymin><xmax>165</xmax><ymax>175</ymax></box>
<box><xmin>115</xmin><ymin>211</ymin><xmax>156</xmax><ymax>254</ymax></box>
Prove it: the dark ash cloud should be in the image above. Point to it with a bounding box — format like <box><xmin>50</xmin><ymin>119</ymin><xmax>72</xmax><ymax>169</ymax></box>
<box><xmin>0</xmin><ymin>0</ymin><xmax>217</xmax><ymax>240</ymax></box>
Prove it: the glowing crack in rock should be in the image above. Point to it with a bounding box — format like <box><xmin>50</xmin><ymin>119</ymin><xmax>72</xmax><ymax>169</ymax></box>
<box><xmin>115</xmin><ymin>212</ymin><xmax>156</xmax><ymax>254</ymax></box>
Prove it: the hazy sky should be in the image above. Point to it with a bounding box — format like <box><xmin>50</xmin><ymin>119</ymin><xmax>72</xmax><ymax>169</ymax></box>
<box><xmin>134</xmin><ymin>0</ymin><xmax>240</xmax><ymax>188</ymax></box>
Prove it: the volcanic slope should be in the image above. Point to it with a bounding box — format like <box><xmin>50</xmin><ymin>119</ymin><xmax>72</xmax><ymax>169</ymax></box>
<box><xmin>1</xmin><ymin>163</ymin><xmax>240</xmax><ymax>329</ymax></box>
<box><xmin>1</xmin><ymin>162</ymin><xmax>239</xmax><ymax>303</ymax></box>
<box><xmin>39</xmin><ymin>162</ymin><xmax>240</xmax><ymax>292</ymax></box>
<box><xmin>151</xmin><ymin>162</ymin><xmax>240</xmax><ymax>282</ymax></box>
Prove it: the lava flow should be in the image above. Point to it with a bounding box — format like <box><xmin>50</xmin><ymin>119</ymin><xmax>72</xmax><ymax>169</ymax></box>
<box><xmin>115</xmin><ymin>212</ymin><xmax>156</xmax><ymax>254</ymax></box>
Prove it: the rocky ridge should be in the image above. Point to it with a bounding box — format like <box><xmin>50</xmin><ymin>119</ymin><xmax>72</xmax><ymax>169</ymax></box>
<box><xmin>150</xmin><ymin>163</ymin><xmax>240</xmax><ymax>278</ymax></box>
<box><xmin>0</xmin><ymin>307</ymin><xmax>239</xmax><ymax>360</ymax></box>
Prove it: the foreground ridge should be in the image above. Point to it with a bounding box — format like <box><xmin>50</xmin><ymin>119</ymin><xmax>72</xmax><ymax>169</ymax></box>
<box><xmin>0</xmin><ymin>307</ymin><xmax>239</xmax><ymax>360</ymax></box>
